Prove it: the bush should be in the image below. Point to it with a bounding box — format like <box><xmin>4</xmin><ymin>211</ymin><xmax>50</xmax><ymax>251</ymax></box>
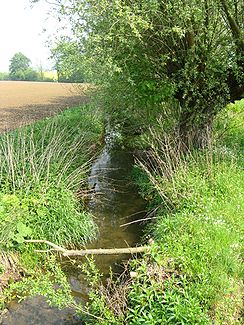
<box><xmin>0</xmin><ymin>72</ymin><xmax>9</xmax><ymax>80</ymax></box>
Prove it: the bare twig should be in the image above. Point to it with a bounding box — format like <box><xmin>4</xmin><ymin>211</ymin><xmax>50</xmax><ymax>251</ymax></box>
<box><xmin>24</xmin><ymin>240</ymin><xmax>66</xmax><ymax>252</ymax></box>
<box><xmin>120</xmin><ymin>217</ymin><xmax>157</xmax><ymax>227</ymax></box>
<box><xmin>63</xmin><ymin>246</ymin><xmax>149</xmax><ymax>257</ymax></box>
<box><xmin>24</xmin><ymin>240</ymin><xmax>149</xmax><ymax>256</ymax></box>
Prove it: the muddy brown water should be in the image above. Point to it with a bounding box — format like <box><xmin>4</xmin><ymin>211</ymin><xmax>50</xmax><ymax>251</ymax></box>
<box><xmin>1</xmin><ymin>144</ymin><xmax>146</xmax><ymax>325</ymax></box>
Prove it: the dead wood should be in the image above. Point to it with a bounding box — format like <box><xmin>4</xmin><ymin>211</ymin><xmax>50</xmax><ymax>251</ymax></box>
<box><xmin>24</xmin><ymin>240</ymin><xmax>150</xmax><ymax>256</ymax></box>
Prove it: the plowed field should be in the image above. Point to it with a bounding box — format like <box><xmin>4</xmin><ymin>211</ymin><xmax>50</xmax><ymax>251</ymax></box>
<box><xmin>0</xmin><ymin>81</ymin><xmax>89</xmax><ymax>132</ymax></box>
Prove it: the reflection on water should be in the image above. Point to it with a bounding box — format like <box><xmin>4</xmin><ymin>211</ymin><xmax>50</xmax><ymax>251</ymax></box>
<box><xmin>86</xmin><ymin>148</ymin><xmax>146</xmax><ymax>275</ymax></box>
<box><xmin>1</xmin><ymin>297</ymin><xmax>82</xmax><ymax>325</ymax></box>
<box><xmin>2</xmin><ymin>145</ymin><xmax>146</xmax><ymax>325</ymax></box>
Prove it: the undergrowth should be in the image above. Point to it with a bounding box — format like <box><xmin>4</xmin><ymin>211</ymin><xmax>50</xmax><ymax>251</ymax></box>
<box><xmin>82</xmin><ymin>100</ymin><xmax>243</xmax><ymax>324</ymax></box>
<box><xmin>1</xmin><ymin>100</ymin><xmax>242</xmax><ymax>324</ymax></box>
<box><xmin>0</xmin><ymin>104</ymin><xmax>103</xmax><ymax>318</ymax></box>
<box><xmin>0</xmin><ymin>104</ymin><xmax>102</xmax><ymax>249</ymax></box>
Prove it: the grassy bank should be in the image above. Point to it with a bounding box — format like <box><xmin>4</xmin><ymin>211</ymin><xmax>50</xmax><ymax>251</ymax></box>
<box><xmin>1</xmin><ymin>100</ymin><xmax>242</xmax><ymax>324</ymax></box>
<box><xmin>0</xmin><ymin>104</ymin><xmax>103</xmax><ymax>314</ymax></box>
<box><xmin>83</xmin><ymin>100</ymin><xmax>243</xmax><ymax>324</ymax></box>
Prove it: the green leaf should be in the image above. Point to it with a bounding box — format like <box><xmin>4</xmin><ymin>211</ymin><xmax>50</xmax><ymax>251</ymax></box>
<box><xmin>16</xmin><ymin>222</ymin><xmax>33</xmax><ymax>237</ymax></box>
<box><xmin>14</xmin><ymin>234</ymin><xmax>25</xmax><ymax>244</ymax></box>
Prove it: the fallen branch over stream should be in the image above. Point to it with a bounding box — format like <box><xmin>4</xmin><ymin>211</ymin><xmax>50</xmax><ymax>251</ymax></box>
<box><xmin>24</xmin><ymin>240</ymin><xmax>150</xmax><ymax>256</ymax></box>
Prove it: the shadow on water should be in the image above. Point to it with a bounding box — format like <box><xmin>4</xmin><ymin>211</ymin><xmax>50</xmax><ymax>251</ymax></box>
<box><xmin>2</xmin><ymin>143</ymin><xmax>146</xmax><ymax>325</ymax></box>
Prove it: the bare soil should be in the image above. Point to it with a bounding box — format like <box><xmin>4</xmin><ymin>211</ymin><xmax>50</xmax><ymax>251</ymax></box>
<box><xmin>0</xmin><ymin>81</ymin><xmax>89</xmax><ymax>132</ymax></box>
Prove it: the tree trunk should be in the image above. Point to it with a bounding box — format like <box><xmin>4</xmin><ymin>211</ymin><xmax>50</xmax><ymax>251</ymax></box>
<box><xmin>178</xmin><ymin>110</ymin><xmax>213</xmax><ymax>149</ymax></box>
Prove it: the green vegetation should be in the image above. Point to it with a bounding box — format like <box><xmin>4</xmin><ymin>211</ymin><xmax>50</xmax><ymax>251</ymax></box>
<box><xmin>4</xmin><ymin>52</ymin><xmax>62</xmax><ymax>82</ymax></box>
<box><xmin>45</xmin><ymin>0</ymin><xmax>243</xmax><ymax>146</ymax></box>
<box><xmin>82</xmin><ymin>100</ymin><xmax>243</xmax><ymax>324</ymax></box>
<box><xmin>8</xmin><ymin>52</ymin><xmax>58</xmax><ymax>82</ymax></box>
<box><xmin>9</xmin><ymin>52</ymin><xmax>39</xmax><ymax>81</ymax></box>
<box><xmin>51</xmin><ymin>37</ymin><xmax>86</xmax><ymax>83</ymax></box>
<box><xmin>0</xmin><ymin>104</ymin><xmax>103</xmax><ymax>315</ymax></box>
<box><xmin>1</xmin><ymin>255</ymin><xmax>74</xmax><ymax>310</ymax></box>
<box><xmin>2</xmin><ymin>0</ymin><xmax>243</xmax><ymax>323</ymax></box>
<box><xmin>0</xmin><ymin>106</ymin><xmax>102</xmax><ymax>247</ymax></box>
<box><xmin>0</xmin><ymin>70</ymin><xmax>58</xmax><ymax>82</ymax></box>
<box><xmin>0</xmin><ymin>72</ymin><xmax>9</xmax><ymax>81</ymax></box>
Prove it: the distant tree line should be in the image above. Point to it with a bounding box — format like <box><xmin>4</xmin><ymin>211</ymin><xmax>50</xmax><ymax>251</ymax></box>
<box><xmin>0</xmin><ymin>72</ymin><xmax>9</xmax><ymax>81</ymax></box>
<box><xmin>0</xmin><ymin>52</ymin><xmax>84</xmax><ymax>83</ymax></box>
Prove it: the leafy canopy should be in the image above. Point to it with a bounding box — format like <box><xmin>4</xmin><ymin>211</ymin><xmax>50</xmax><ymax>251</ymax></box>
<box><xmin>33</xmin><ymin>0</ymin><xmax>244</xmax><ymax>144</ymax></box>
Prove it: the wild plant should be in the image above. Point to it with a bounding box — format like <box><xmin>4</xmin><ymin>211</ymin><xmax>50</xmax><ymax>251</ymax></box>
<box><xmin>131</xmin><ymin>117</ymin><xmax>243</xmax><ymax>323</ymax></box>
<box><xmin>0</xmin><ymin>118</ymin><xmax>93</xmax><ymax>195</ymax></box>
<box><xmin>0</xmin><ymin>107</ymin><xmax>101</xmax><ymax>249</ymax></box>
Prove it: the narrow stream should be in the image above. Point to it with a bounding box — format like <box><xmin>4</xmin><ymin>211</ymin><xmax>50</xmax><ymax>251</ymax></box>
<box><xmin>2</xmin><ymin>144</ymin><xmax>146</xmax><ymax>325</ymax></box>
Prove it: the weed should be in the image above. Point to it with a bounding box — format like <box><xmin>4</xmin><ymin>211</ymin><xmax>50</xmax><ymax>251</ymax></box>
<box><xmin>2</xmin><ymin>255</ymin><xmax>74</xmax><ymax>308</ymax></box>
<box><xmin>0</xmin><ymin>106</ymin><xmax>102</xmax><ymax>250</ymax></box>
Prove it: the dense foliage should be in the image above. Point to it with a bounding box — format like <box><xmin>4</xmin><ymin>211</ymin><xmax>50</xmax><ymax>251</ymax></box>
<box><xmin>0</xmin><ymin>72</ymin><xmax>9</xmax><ymax>81</ymax></box>
<box><xmin>2</xmin><ymin>1</ymin><xmax>241</xmax><ymax>323</ymax></box>
<box><xmin>0</xmin><ymin>105</ymin><xmax>102</xmax><ymax>248</ymax></box>
<box><xmin>0</xmin><ymin>105</ymin><xmax>103</xmax><ymax>317</ymax></box>
<box><xmin>37</xmin><ymin>0</ymin><xmax>244</xmax><ymax>145</ymax></box>
<box><xmin>51</xmin><ymin>37</ymin><xmax>86</xmax><ymax>83</ymax></box>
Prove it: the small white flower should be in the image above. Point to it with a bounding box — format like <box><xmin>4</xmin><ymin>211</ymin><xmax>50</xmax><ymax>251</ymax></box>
<box><xmin>230</xmin><ymin>243</ymin><xmax>239</xmax><ymax>249</ymax></box>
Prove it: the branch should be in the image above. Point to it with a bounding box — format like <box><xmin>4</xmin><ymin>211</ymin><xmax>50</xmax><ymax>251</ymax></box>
<box><xmin>24</xmin><ymin>240</ymin><xmax>150</xmax><ymax>256</ymax></box>
<box><xmin>25</xmin><ymin>240</ymin><xmax>66</xmax><ymax>252</ymax></box>
<box><xmin>120</xmin><ymin>217</ymin><xmax>157</xmax><ymax>227</ymax></box>
<box><xmin>63</xmin><ymin>246</ymin><xmax>150</xmax><ymax>257</ymax></box>
<box><xmin>220</xmin><ymin>0</ymin><xmax>244</xmax><ymax>51</ymax></box>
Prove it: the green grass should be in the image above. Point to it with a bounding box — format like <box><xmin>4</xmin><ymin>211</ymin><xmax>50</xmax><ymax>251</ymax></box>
<box><xmin>83</xmin><ymin>101</ymin><xmax>243</xmax><ymax>324</ymax></box>
<box><xmin>131</xmin><ymin>161</ymin><xmax>243</xmax><ymax>324</ymax></box>
<box><xmin>128</xmin><ymin>102</ymin><xmax>243</xmax><ymax>324</ymax></box>
<box><xmin>0</xmin><ymin>103</ymin><xmax>104</xmax><ymax>321</ymax></box>
<box><xmin>0</xmin><ymin>104</ymin><xmax>103</xmax><ymax>250</ymax></box>
<box><xmin>1</xmin><ymin>100</ymin><xmax>242</xmax><ymax>324</ymax></box>
<box><xmin>0</xmin><ymin>104</ymin><xmax>103</xmax><ymax>315</ymax></box>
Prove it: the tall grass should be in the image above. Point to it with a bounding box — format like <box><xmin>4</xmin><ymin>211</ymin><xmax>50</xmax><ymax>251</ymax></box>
<box><xmin>0</xmin><ymin>105</ymin><xmax>103</xmax><ymax>317</ymax></box>
<box><xmin>0</xmin><ymin>105</ymin><xmax>102</xmax><ymax>250</ymax></box>
<box><xmin>0</xmin><ymin>121</ymin><xmax>90</xmax><ymax>193</ymax></box>
<box><xmin>129</xmin><ymin>125</ymin><xmax>243</xmax><ymax>324</ymax></box>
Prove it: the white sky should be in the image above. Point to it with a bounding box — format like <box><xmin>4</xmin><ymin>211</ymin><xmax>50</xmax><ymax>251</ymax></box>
<box><xmin>0</xmin><ymin>0</ymin><xmax>60</xmax><ymax>72</ymax></box>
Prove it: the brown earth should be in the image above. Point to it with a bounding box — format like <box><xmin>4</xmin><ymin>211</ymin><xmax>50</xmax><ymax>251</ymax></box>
<box><xmin>0</xmin><ymin>81</ymin><xmax>90</xmax><ymax>132</ymax></box>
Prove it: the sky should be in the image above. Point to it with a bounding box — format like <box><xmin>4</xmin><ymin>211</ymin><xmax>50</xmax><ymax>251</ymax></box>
<box><xmin>0</xmin><ymin>0</ymin><xmax>60</xmax><ymax>72</ymax></box>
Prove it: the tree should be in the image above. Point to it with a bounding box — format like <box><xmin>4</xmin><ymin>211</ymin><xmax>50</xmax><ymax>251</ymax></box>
<box><xmin>9</xmin><ymin>52</ymin><xmax>31</xmax><ymax>80</ymax></box>
<box><xmin>9</xmin><ymin>52</ymin><xmax>38</xmax><ymax>81</ymax></box>
<box><xmin>51</xmin><ymin>38</ymin><xmax>85</xmax><ymax>83</ymax></box>
<box><xmin>33</xmin><ymin>0</ymin><xmax>244</xmax><ymax>146</ymax></box>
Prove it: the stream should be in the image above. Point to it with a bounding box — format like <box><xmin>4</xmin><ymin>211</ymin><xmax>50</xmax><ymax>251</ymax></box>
<box><xmin>1</xmin><ymin>143</ymin><xmax>146</xmax><ymax>325</ymax></box>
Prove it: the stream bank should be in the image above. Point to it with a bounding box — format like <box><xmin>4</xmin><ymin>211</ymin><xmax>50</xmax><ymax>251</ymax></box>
<box><xmin>1</xmin><ymin>142</ymin><xmax>146</xmax><ymax>324</ymax></box>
